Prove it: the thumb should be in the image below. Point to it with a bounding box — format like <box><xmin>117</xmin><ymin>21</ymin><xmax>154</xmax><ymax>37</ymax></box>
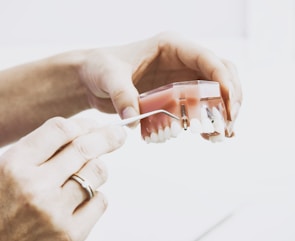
<box><xmin>97</xmin><ymin>57</ymin><xmax>140</xmax><ymax>126</ymax></box>
<box><xmin>111</xmin><ymin>83</ymin><xmax>140</xmax><ymax>120</ymax></box>
<box><xmin>104</xmin><ymin>69</ymin><xmax>140</xmax><ymax>124</ymax></box>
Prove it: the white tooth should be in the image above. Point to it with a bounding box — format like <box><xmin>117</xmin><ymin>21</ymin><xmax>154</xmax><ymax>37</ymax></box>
<box><xmin>150</xmin><ymin>132</ymin><xmax>159</xmax><ymax>143</ymax></box>
<box><xmin>201</xmin><ymin>106</ymin><xmax>214</xmax><ymax>133</ymax></box>
<box><xmin>201</xmin><ymin>118</ymin><xmax>214</xmax><ymax>133</ymax></box>
<box><xmin>213</xmin><ymin>119</ymin><xmax>225</xmax><ymax>134</ymax></box>
<box><xmin>212</xmin><ymin>107</ymin><xmax>225</xmax><ymax>133</ymax></box>
<box><xmin>200</xmin><ymin>106</ymin><xmax>209</xmax><ymax>119</ymax></box>
<box><xmin>170</xmin><ymin>121</ymin><xmax>182</xmax><ymax>137</ymax></box>
<box><xmin>209</xmin><ymin>133</ymin><xmax>225</xmax><ymax>143</ymax></box>
<box><xmin>212</xmin><ymin>107</ymin><xmax>223</xmax><ymax>120</ymax></box>
<box><xmin>144</xmin><ymin>136</ymin><xmax>151</xmax><ymax>143</ymax></box>
<box><xmin>164</xmin><ymin>126</ymin><xmax>171</xmax><ymax>139</ymax></box>
<box><xmin>157</xmin><ymin>129</ymin><xmax>165</xmax><ymax>142</ymax></box>
<box><xmin>190</xmin><ymin>118</ymin><xmax>202</xmax><ymax>133</ymax></box>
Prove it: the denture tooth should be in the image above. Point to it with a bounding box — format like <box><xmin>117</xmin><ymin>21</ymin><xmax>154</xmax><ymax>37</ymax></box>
<box><xmin>164</xmin><ymin>126</ymin><xmax>171</xmax><ymax>140</ymax></box>
<box><xmin>170</xmin><ymin>121</ymin><xmax>182</xmax><ymax>137</ymax></box>
<box><xmin>144</xmin><ymin>136</ymin><xmax>151</xmax><ymax>144</ymax></box>
<box><xmin>200</xmin><ymin>106</ymin><xmax>214</xmax><ymax>133</ymax></box>
<box><xmin>202</xmin><ymin>119</ymin><xmax>214</xmax><ymax>133</ymax></box>
<box><xmin>212</xmin><ymin>107</ymin><xmax>222</xmax><ymax>119</ymax></box>
<box><xmin>189</xmin><ymin>118</ymin><xmax>202</xmax><ymax>133</ymax></box>
<box><xmin>150</xmin><ymin>132</ymin><xmax>159</xmax><ymax>143</ymax></box>
<box><xmin>200</xmin><ymin>105</ymin><xmax>209</xmax><ymax>120</ymax></box>
<box><xmin>213</xmin><ymin>120</ymin><xmax>225</xmax><ymax>134</ymax></box>
<box><xmin>157</xmin><ymin>129</ymin><xmax>165</xmax><ymax>142</ymax></box>
<box><xmin>212</xmin><ymin>107</ymin><xmax>225</xmax><ymax>133</ymax></box>
<box><xmin>209</xmin><ymin>133</ymin><xmax>225</xmax><ymax>143</ymax></box>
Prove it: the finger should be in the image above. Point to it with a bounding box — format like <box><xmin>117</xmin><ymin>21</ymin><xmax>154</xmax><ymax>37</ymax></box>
<box><xmin>40</xmin><ymin>125</ymin><xmax>126</xmax><ymax>186</ymax></box>
<box><xmin>161</xmin><ymin>33</ymin><xmax>235</xmax><ymax>117</ymax></box>
<box><xmin>182</xmin><ymin>48</ymin><xmax>239</xmax><ymax>123</ymax></box>
<box><xmin>179</xmin><ymin>46</ymin><xmax>233</xmax><ymax>103</ymax></box>
<box><xmin>96</xmin><ymin>56</ymin><xmax>140</xmax><ymax>124</ymax></box>
<box><xmin>221</xmin><ymin>59</ymin><xmax>243</xmax><ymax>116</ymax></box>
<box><xmin>61</xmin><ymin>158</ymin><xmax>108</xmax><ymax>209</ymax></box>
<box><xmin>113</xmin><ymin>86</ymin><xmax>140</xmax><ymax>128</ymax></box>
<box><xmin>3</xmin><ymin>117</ymin><xmax>96</xmax><ymax>166</ymax></box>
<box><xmin>157</xmin><ymin>33</ymin><xmax>232</xmax><ymax>85</ymax></box>
<box><xmin>191</xmin><ymin>53</ymin><xmax>237</xmax><ymax>118</ymax></box>
<box><xmin>66</xmin><ymin>192</ymin><xmax>108</xmax><ymax>241</ymax></box>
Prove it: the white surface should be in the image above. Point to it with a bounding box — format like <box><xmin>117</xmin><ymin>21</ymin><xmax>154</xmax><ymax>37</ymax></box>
<box><xmin>0</xmin><ymin>0</ymin><xmax>246</xmax><ymax>46</ymax></box>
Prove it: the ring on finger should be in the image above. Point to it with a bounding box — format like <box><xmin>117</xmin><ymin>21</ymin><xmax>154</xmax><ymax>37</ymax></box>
<box><xmin>70</xmin><ymin>173</ymin><xmax>95</xmax><ymax>200</ymax></box>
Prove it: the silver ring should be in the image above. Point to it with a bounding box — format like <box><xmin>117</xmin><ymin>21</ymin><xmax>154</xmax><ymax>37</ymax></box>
<box><xmin>70</xmin><ymin>174</ymin><xmax>94</xmax><ymax>200</ymax></box>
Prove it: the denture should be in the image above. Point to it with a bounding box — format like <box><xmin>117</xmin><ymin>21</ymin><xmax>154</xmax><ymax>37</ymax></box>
<box><xmin>138</xmin><ymin>80</ymin><xmax>227</xmax><ymax>143</ymax></box>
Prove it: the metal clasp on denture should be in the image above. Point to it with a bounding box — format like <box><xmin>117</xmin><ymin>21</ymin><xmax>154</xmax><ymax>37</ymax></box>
<box><xmin>180</xmin><ymin>103</ymin><xmax>189</xmax><ymax>130</ymax></box>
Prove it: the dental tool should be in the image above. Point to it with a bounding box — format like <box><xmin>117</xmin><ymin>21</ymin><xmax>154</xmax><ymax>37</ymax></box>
<box><xmin>112</xmin><ymin>109</ymin><xmax>180</xmax><ymax>126</ymax></box>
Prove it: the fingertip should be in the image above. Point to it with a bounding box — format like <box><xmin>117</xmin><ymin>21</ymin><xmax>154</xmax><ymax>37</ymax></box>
<box><xmin>122</xmin><ymin>106</ymin><xmax>139</xmax><ymax>119</ymax></box>
<box><xmin>111</xmin><ymin>84</ymin><xmax>140</xmax><ymax>125</ymax></box>
<box><xmin>111</xmin><ymin>125</ymin><xmax>127</xmax><ymax>143</ymax></box>
<box><xmin>121</xmin><ymin>106</ymin><xmax>140</xmax><ymax>129</ymax></box>
<box><xmin>92</xmin><ymin>191</ymin><xmax>108</xmax><ymax>212</ymax></box>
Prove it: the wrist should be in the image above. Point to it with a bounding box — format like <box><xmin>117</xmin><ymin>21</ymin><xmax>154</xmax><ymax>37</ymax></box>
<box><xmin>46</xmin><ymin>50</ymin><xmax>92</xmax><ymax>111</ymax></box>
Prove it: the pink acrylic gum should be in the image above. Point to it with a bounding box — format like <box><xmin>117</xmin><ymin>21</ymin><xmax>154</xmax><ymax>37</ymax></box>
<box><xmin>138</xmin><ymin>80</ymin><xmax>227</xmax><ymax>140</ymax></box>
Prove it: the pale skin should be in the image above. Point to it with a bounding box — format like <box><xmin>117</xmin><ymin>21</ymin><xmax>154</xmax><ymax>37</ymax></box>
<box><xmin>0</xmin><ymin>118</ymin><xmax>126</xmax><ymax>241</ymax></box>
<box><xmin>0</xmin><ymin>32</ymin><xmax>242</xmax><ymax>241</ymax></box>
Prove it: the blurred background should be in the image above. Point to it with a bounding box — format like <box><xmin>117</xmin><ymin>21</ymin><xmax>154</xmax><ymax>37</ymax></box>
<box><xmin>0</xmin><ymin>0</ymin><xmax>294</xmax><ymax>240</ymax></box>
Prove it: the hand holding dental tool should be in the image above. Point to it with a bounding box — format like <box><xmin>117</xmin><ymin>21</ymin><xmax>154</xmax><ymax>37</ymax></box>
<box><xmin>138</xmin><ymin>80</ymin><xmax>228</xmax><ymax>143</ymax></box>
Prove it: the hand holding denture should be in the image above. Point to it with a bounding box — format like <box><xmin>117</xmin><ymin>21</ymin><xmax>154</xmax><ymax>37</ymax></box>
<box><xmin>79</xmin><ymin>32</ymin><xmax>242</xmax><ymax>141</ymax></box>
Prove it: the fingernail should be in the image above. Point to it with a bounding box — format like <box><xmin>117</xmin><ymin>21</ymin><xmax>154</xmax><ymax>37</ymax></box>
<box><xmin>122</xmin><ymin>107</ymin><xmax>139</xmax><ymax>128</ymax></box>
<box><xmin>122</xmin><ymin>106</ymin><xmax>138</xmax><ymax>119</ymax></box>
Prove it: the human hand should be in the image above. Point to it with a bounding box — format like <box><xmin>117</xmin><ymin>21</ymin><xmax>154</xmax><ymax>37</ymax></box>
<box><xmin>78</xmin><ymin>32</ymin><xmax>242</xmax><ymax>137</ymax></box>
<box><xmin>0</xmin><ymin>117</ymin><xmax>126</xmax><ymax>241</ymax></box>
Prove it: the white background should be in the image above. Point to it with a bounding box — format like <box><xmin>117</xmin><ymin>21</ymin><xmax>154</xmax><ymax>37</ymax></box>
<box><xmin>0</xmin><ymin>0</ymin><xmax>295</xmax><ymax>240</ymax></box>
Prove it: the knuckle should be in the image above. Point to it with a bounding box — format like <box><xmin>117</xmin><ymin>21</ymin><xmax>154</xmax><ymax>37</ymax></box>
<box><xmin>71</xmin><ymin>126</ymin><xmax>126</xmax><ymax>161</ymax></box>
<box><xmin>0</xmin><ymin>155</ymin><xmax>29</xmax><ymax>184</ymax></box>
<box><xmin>222</xmin><ymin>58</ymin><xmax>238</xmax><ymax>71</ymax></box>
<box><xmin>89</xmin><ymin>159</ymin><xmax>108</xmax><ymax>185</ymax></box>
<box><xmin>97</xmin><ymin>192</ymin><xmax>108</xmax><ymax>210</ymax></box>
<box><xmin>105</xmin><ymin>126</ymin><xmax>126</xmax><ymax>148</ymax></box>
<box><xmin>0</xmin><ymin>162</ymin><xmax>40</xmax><ymax>206</ymax></box>
<box><xmin>46</xmin><ymin>117</ymin><xmax>79</xmax><ymax>140</ymax></box>
<box><xmin>71</xmin><ymin>138</ymin><xmax>93</xmax><ymax>160</ymax></box>
<box><xmin>46</xmin><ymin>116</ymin><xmax>67</xmax><ymax>126</ymax></box>
<box><xmin>156</xmin><ymin>31</ymin><xmax>179</xmax><ymax>43</ymax></box>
